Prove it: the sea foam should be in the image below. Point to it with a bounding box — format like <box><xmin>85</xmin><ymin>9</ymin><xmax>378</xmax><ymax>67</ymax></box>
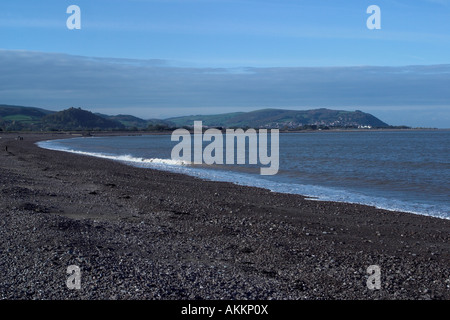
<box><xmin>37</xmin><ymin>140</ymin><xmax>190</xmax><ymax>166</ymax></box>
<box><xmin>37</xmin><ymin>137</ymin><xmax>450</xmax><ymax>220</ymax></box>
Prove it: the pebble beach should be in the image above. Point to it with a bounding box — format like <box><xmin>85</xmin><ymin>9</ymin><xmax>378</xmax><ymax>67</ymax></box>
<box><xmin>0</xmin><ymin>132</ymin><xmax>449</xmax><ymax>300</ymax></box>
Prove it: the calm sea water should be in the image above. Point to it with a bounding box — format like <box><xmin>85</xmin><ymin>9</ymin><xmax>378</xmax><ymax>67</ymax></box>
<box><xmin>38</xmin><ymin>130</ymin><xmax>450</xmax><ymax>219</ymax></box>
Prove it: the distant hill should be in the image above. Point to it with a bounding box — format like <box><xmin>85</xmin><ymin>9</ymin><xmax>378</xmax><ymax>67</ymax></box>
<box><xmin>0</xmin><ymin>104</ymin><xmax>54</xmax><ymax>118</ymax></box>
<box><xmin>0</xmin><ymin>104</ymin><xmax>393</xmax><ymax>131</ymax></box>
<box><xmin>0</xmin><ymin>105</ymin><xmax>175</xmax><ymax>131</ymax></box>
<box><xmin>167</xmin><ymin>112</ymin><xmax>245</xmax><ymax>128</ymax></box>
<box><xmin>97</xmin><ymin>114</ymin><xmax>150</xmax><ymax>129</ymax></box>
<box><xmin>95</xmin><ymin>114</ymin><xmax>174</xmax><ymax>130</ymax></box>
<box><xmin>42</xmin><ymin>108</ymin><xmax>125</xmax><ymax>131</ymax></box>
<box><xmin>0</xmin><ymin>104</ymin><xmax>55</xmax><ymax>131</ymax></box>
<box><xmin>167</xmin><ymin>108</ymin><xmax>390</xmax><ymax>129</ymax></box>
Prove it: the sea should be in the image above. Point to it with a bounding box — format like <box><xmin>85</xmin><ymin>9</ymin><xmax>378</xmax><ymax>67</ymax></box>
<box><xmin>37</xmin><ymin>130</ymin><xmax>450</xmax><ymax>220</ymax></box>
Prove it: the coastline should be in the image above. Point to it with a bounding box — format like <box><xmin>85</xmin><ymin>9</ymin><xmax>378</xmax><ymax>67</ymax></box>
<box><xmin>36</xmin><ymin>130</ymin><xmax>449</xmax><ymax>221</ymax></box>
<box><xmin>0</xmin><ymin>132</ymin><xmax>449</xmax><ymax>299</ymax></box>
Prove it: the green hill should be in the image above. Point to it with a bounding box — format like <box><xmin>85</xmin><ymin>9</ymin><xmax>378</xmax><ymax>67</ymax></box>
<box><xmin>167</xmin><ymin>112</ymin><xmax>245</xmax><ymax>127</ymax></box>
<box><xmin>96</xmin><ymin>114</ymin><xmax>175</xmax><ymax>130</ymax></box>
<box><xmin>166</xmin><ymin>108</ymin><xmax>389</xmax><ymax>129</ymax></box>
<box><xmin>99</xmin><ymin>114</ymin><xmax>150</xmax><ymax>129</ymax></box>
<box><xmin>0</xmin><ymin>105</ymin><xmax>172</xmax><ymax>131</ymax></box>
<box><xmin>0</xmin><ymin>104</ymin><xmax>54</xmax><ymax>118</ymax></box>
<box><xmin>42</xmin><ymin>108</ymin><xmax>125</xmax><ymax>131</ymax></box>
<box><xmin>0</xmin><ymin>104</ymin><xmax>55</xmax><ymax>131</ymax></box>
<box><xmin>0</xmin><ymin>104</ymin><xmax>392</xmax><ymax>131</ymax></box>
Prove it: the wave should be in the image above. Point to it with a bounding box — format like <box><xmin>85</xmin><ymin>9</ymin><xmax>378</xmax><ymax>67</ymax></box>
<box><xmin>187</xmin><ymin>170</ymin><xmax>450</xmax><ymax>220</ymax></box>
<box><xmin>37</xmin><ymin>139</ymin><xmax>449</xmax><ymax>220</ymax></box>
<box><xmin>37</xmin><ymin>140</ymin><xmax>191</xmax><ymax>166</ymax></box>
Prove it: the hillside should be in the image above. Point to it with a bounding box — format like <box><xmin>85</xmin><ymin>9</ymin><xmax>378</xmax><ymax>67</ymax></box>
<box><xmin>0</xmin><ymin>104</ymin><xmax>55</xmax><ymax>131</ymax></box>
<box><xmin>41</xmin><ymin>108</ymin><xmax>125</xmax><ymax>131</ymax></box>
<box><xmin>96</xmin><ymin>114</ymin><xmax>175</xmax><ymax>130</ymax></box>
<box><xmin>167</xmin><ymin>108</ymin><xmax>389</xmax><ymax>129</ymax></box>
<box><xmin>0</xmin><ymin>104</ymin><xmax>392</xmax><ymax>131</ymax></box>
<box><xmin>167</xmin><ymin>112</ymin><xmax>245</xmax><ymax>127</ymax></box>
<box><xmin>0</xmin><ymin>105</ymin><xmax>176</xmax><ymax>131</ymax></box>
<box><xmin>98</xmin><ymin>114</ymin><xmax>150</xmax><ymax>129</ymax></box>
<box><xmin>0</xmin><ymin>104</ymin><xmax>54</xmax><ymax>118</ymax></box>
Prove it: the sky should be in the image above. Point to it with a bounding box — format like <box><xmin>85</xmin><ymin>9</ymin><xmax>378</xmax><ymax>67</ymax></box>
<box><xmin>0</xmin><ymin>0</ymin><xmax>449</xmax><ymax>127</ymax></box>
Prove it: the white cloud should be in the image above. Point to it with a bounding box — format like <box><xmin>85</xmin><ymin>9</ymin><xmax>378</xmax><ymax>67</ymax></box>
<box><xmin>0</xmin><ymin>49</ymin><xmax>449</xmax><ymax>127</ymax></box>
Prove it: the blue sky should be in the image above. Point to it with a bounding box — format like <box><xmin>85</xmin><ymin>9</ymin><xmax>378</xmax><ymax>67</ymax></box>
<box><xmin>0</xmin><ymin>0</ymin><xmax>449</xmax><ymax>127</ymax></box>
